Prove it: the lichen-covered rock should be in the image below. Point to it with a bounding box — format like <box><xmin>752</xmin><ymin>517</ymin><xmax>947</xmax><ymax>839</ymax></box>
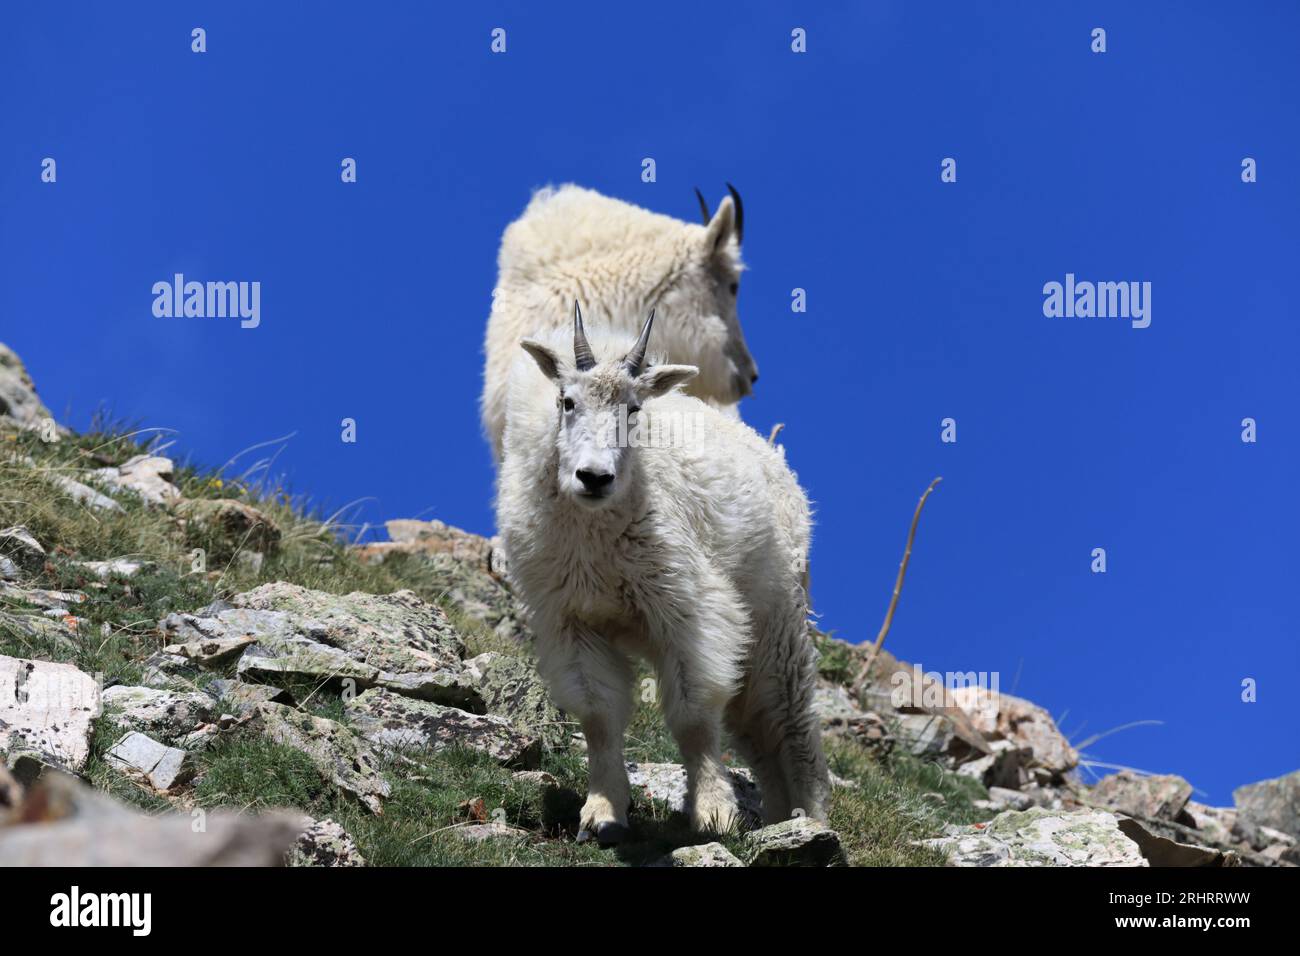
<box><xmin>0</xmin><ymin>610</ymin><xmax>78</xmax><ymax>653</ymax></box>
<box><xmin>207</xmin><ymin>679</ymin><xmax>294</xmax><ymax>716</ymax></box>
<box><xmin>0</xmin><ymin>656</ymin><xmax>99</xmax><ymax>775</ymax></box>
<box><xmin>176</xmin><ymin>498</ymin><xmax>281</xmax><ymax>557</ymax></box>
<box><xmin>1234</xmin><ymin>770</ymin><xmax>1300</xmax><ymax>838</ymax></box>
<box><xmin>249</xmin><ymin>702</ymin><xmax>390</xmax><ymax>814</ymax></box>
<box><xmin>287</xmin><ymin>817</ymin><xmax>367</xmax><ymax>867</ymax></box>
<box><xmin>101</xmin><ymin>685</ymin><xmax>215</xmax><ymax>743</ymax></box>
<box><xmin>0</xmin><ymin>526</ymin><xmax>46</xmax><ymax>575</ymax></box>
<box><xmin>745</xmin><ymin>817</ymin><xmax>845</xmax><ymax>867</ymax></box>
<box><xmin>345</xmin><ymin>687</ymin><xmax>540</xmax><ymax>769</ymax></box>
<box><xmin>626</xmin><ymin>761</ymin><xmax>762</xmax><ymax>823</ymax></box>
<box><xmin>925</xmin><ymin>808</ymin><xmax>1146</xmax><ymax>867</ymax></box>
<box><xmin>659</xmin><ymin>842</ymin><xmax>745</xmax><ymax>867</ymax></box>
<box><xmin>949</xmin><ymin>687</ymin><xmax>1078</xmax><ymax>776</ymax></box>
<box><xmin>89</xmin><ymin>455</ymin><xmax>181</xmax><ymax>507</ymax></box>
<box><xmin>1091</xmin><ymin>770</ymin><xmax>1193</xmax><ymax>822</ymax></box>
<box><xmin>103</xmin><ymin>731</ymin><xmax>194</xmax><ymax>791</ymax></box>
<box><xmin>466</xmin><ymin>651</ymin><xmax>568</xmax><ymax>749</ymax></box>
<box><xmin>0</xmin><ymin>582</ymin><xmax>86</xmax><ymax>612</ymax></box>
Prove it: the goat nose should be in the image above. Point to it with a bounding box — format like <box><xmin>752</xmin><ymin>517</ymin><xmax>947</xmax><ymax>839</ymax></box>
<box><xmin>576</xmin><ymin>469</ymin><xmax>614</xmax><ymax>492</ymax></box>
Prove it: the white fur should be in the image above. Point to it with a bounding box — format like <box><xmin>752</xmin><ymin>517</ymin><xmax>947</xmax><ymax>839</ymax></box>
<box><xmin>496</xmin><ymin>324</ymin><xmax>829</xmax><ymax>837</ymax></box>
<box><xmin>481</xmin><ymin>184</ymin><xmax>756</xmax><ymax>461</ymax></box>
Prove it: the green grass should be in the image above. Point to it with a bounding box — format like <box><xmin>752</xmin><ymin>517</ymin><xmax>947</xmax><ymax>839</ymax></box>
<box><xmin>2</xmin><ymin>419</ymin><xmax>979</xmax><ymax>866</ymax></box>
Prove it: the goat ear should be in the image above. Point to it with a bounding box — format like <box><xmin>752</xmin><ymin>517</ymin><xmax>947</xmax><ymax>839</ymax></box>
<box><xmin>521</xmin><ymin>339</ymin><xmax>564</xmax><ymax>381</ymax></box>
<box><xmin>637</xmin><ymin>364</ymin><xmax>698</xmax><ymax>400</ymax></box>
<box><xmin>702</xmin><ymin>194</ymin><xmax>736</xmax><ymax>254</ymax></box>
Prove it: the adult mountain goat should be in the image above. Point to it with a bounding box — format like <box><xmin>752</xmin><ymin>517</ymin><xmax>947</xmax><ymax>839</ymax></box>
<box><xmin>481</xmin><ymin>184</ymin><xmax>757</xmax><ymax>461</ymax></box>
<box><xmin>496</xmin><ymin>305</ymin><xmax>829</xmax><ymax>842</ymax></box>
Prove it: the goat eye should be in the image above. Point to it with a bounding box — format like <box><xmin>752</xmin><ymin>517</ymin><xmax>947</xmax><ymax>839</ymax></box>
<box><xmin>562</xmin><ymin>397</ymin><xmax>575</xmax><ymax>412</ymax></box>
<box><xmin>729</xmin><ymin>282</ymin><xmax>738</xmax><ymax>295</ymax></box>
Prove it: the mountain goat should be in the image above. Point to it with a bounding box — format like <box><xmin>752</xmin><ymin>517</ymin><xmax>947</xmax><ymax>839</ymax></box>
<box><xmin>496</xmin><ymin>305</ymin><xmax>829</xmax><ymax>842</ymax></box>
<box><xmin>481</xmin><ymin>184</ymin><xmax>758</xmax><ymax>461</ymax></box>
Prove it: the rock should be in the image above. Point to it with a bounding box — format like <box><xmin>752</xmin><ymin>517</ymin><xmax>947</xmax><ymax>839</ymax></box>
<box><xmin>287</xmin><ymin>817</ymin><xmax>367</xmax><ymax>867</ymax></box>
<box><xmin>1115</xmin><ymin>817</ymin><xmax>1239</xmax><ymax>867</ymax></box>
<box><xmin>511</xmin><ymin>770</ymin><xmax>558</xmax><ymax>788</ymax></box>
<box><xmin>380</xmin><ymin>519</ymin><xmax>494</xmax><ymax>564</ymax></box>
<box><xmin>0</xmin><ymin>343</ymin><xmax>54</xmax><ymax>429</ymax></box>
<box><xmin>987</xmin><ymin>786</ymin><xmax>1035</xmax><ymax>811</ymax></box>
<box><xmin>249</xmin><ymin>702</ymin><xmax>391</xmax><ymax>814</ymax></box>
<box><xmin>345</xmin><ymin>687</ymin><xmax>541</xmax><ymax>769</ymax></box>
<box><xmin>77</xmin><ymin>559</ymin><xmax>154</xmax><ymax>580</ymax></box>
<box><xmin>176</xmin><ymin>498</ymin><xmax>280</xmax><ymax>557</ymax></box>
<box><xmin>1091</xmin><ymin>771</ymin><xmax>1193</xmax><ymax>822</ymax></box>
<box><xmin>657</xmin><ymin>842</ymin><xmax>745</xmax><ymax>867</ymax></box>
<box><xmin>89</xmin><ymin>455</ymin><xmax>181</xmax><ymax>507</ymax></box>
<box><xmin>0</xmin><ymin>526</ymin><xmax>46</xmax><ymax>575</ymax></box>
<box><xmin>949</xmin><ymin>687</ymin><xmax>1078</xmax><ymax>776</ymax></box>
<box><xmin>0</xmin><ymin>609</ymin><xmax>79</xmax><ymax>652</ymax></box>
<box><xmin>229</xmin><ymin>585</ymin><xmax>478</xmax><ymax>704</ymax></box>
<box><xmin>1233</xmin><ymin>770</ymin><xmax>1300</xmax><ymax>838</ymax></box>
<box><xmin>207</xmin><ymin>679</ymin><xmax>294</xmax><ymax>716</ymax></box>
<box><xmin>50</xmin><ymin>475</ymin><xmax>123</xmax><ymax>512</ymax></box>
<box><xmin>237</xmin><ymin>637</ymin><xmax>382</xmax><ymax>686</ymax></box>
<box><xmin>0</xmin><ymin>556</ymin><xmax>19</xmax><ymax>580</ymax></box>
<box><xmin>101</xmin><ymin>685</ymin><xmax>215</xmax><ymax>742</ymax></box>
<box><xmin>455</xmin><ymin>821</ymin><xmax>530</xmax><ymax>843</ymax></box>
<box><xmin>626</xmin><ymin>761</ymin><xmax>763</xmax><ymax>823</ymax></box>
<box><xmin>466</xmin><ymin>652</ymin><xmax>569</xmax><ymax>749</ymax></box>
<box><xmin>0</xmin><ymin>770</ymin><xmax>304</xmax><ymax>865</ymax></box>
<box><xmin>925</xmin><ymin>808</ymin><xmax>1146</xmax><ymax>867</ymax></box>
<box><xmin>139</xmin><ymin>651</ymin><xmax>204</xmax><ymax>690</ymax></box>
<box><xmin>0</xmin><ymin>582</ymin><xmax>87</xmax><ymax>612</ymax></box>
<box><xmin>956</xmin><ymin>739</ymin><xmax>1031</xmax><ymax>790</ymax></box>
<box><xmin>103</xmin><ymin>731</ymin><xmax>194</xmax><ymax>792</ymax></box>
<box><xmin>0</xmin><ymin>656</ymin><xmax>100</xmax><ymax>774</ymax></box>
<box><xmin>745</xmin><ymin>817</ymin><xmax>846</xmax><ymax>867</ymax></box>
<box><xmin>1183</xmin><ymin>800</ymin><xmax>1237</xmax><ymax>846</ymax></box>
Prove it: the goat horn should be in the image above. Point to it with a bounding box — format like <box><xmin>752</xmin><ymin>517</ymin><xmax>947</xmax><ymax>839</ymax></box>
<box><xmin>573</xmin><ymin>300</ymin><xmax>596</xmax><ymax>371</ymax></box>
<box><xmin>694</xmin><ymin>187</ymin><xmax>710</xmax><ymax>225</ymax></box>
<box><xmin>726</xmin><ymin>182</ymin><xmax>744</xmax><ymax>244</ymax></box>
<box><xmin>623</xmin><ymin>309</ymin><xmax>655</xmax><ymax>377</ymax></box>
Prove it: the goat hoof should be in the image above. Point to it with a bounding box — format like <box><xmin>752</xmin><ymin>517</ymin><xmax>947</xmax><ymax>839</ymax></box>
<box><xmin>577</xmin><ymin>821</ymin><xmax>628</xmax><ymax>847</ymax></box>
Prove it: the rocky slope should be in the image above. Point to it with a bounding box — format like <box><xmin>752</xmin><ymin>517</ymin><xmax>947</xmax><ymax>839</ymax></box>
<box><xmin>1</xmin><ymin>342</ymin><xmax>1295</xmax><ymax>867</ymax></box>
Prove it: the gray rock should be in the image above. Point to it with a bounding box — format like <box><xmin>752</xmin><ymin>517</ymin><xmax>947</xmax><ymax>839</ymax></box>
<box><xmin>88</xmin><ymin>455</ymin><xmax>180</xmax><ymax>507</ymax></box>
<box><xmin>987</xmin><ymin>786</ymin><xmax>1035</xmax><ymax>811</ymax></box>
<box><xmin>925</xmin><ymin>808</ymin><xmax>1147</xmax><ymax>867</ymax></box>
<box><xmin>1234</xmin><ymin>770</ymin><xmax>1300</xmax><ymax>838</ymax></box>
<box><xmin>103</xmin><ymin>731</ymin><xmax>194</xmax><ymax>791</ymax></box>
<box><xmin>949</xmin><ymin>687</ymin><xmax>1079</xmax><ymax>776</ymax></box>
<box><xmin>101</xmin><ymin>685</ymin><xmax>215</xmax><ymax>743</ymax></box>
<box><xmin>466</xmin><ymin>651</ymin><xmax>569</xmax><ymax>749</ymax></box>
<box><xmin>0</xmin><ymin>771</ymin><xmax>304</xmax><ymax>866</ymax></box>
<box><xmin>0</xmin><ymin>556</ymin><xmax>19</xmax><ymax>581</ymax></box>
<box><xmin>0</xmin><ymin>526</ymin><xmax>46</xmax><ymax>575</ymax></box>
<box><xmin>77</xmin><ymin>558</ymin><xmax>154</xmax><ymax>580</ymax></box>
<box><xmin>287</xmin><ymin>817</ymin><xmax>367</xmax><ymax>867</ymax></box>
<box><xmin>626</xmin><ymin>761</ymin><xmax>763</xmax><ymax>824</ymax></box>
<box><xmin>659</xmin><ymin>841</ymin><xmax>745</xmax><ymax>867</ymax></box>
<box><xmin>1115</xmin><ymin>817</ymin><xmax>1239</xmax><ymax>867</ymax></box>
<box><xmin>249</xmin><ymin>702</ymin><xmax>390</xmax><ymax>814</ymax></box>
<box><xmin>955</xmin><ymin>739</ymin><xmax>1032</xmax><ymax>790</ymax></box>
<box><xmin>0</xmin><ymin>343</ymin><xmax>54</xmax><ymax>429</ymax></box>
<box><xmin>1092</xmin><ymin>771</ymin><xmax>1194</xmax><ymax>822</ymax></box>
<box><xmin>0</xmin><ymin>582</ymin><xmax>87</xmax><ymax>612</ymax></box>
<box><xmin>0</xmin><ymin>609</ymin><xmax>79</xmax><ymax>652</ymax></box>
<box><xmin>745</xmin><ymin>817</ymin><xmax>846</xmax><ymax>867</ymax></box>
<box><xmin>50</xmin><ymin>475</ymin><xmax>123</xmax><ymax>512</ymax></box>
<box><xmin>139</xmin><ymin>651</ymin><xmax>204</xmax><ymax>690</ymax></box>
<box><xmin>0</xmin><ymin>656</ymin><xmax>99</xmax><ymax>774</ymax></box>
<box><xmin>345</xmin><ymin>687</ymin><xmax>540</xmax><ymax>769</ymax></box>
<box><xmin>207</xmin><ymin>679</ymin><xmax>293</xmax><ymax>716</ymax></box>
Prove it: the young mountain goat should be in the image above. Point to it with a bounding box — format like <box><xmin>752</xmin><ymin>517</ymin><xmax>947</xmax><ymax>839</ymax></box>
<box><xmin>481</xmin><ymin>184</ymin><xmax>758</xmax><ymax>462</ymax></box>
<box><xmin>496</xmin><ymin>305</ymin><xmax>829</xmax><ymax>842</ymax></box>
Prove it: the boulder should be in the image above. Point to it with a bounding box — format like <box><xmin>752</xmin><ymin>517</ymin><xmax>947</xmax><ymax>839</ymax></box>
<box><xmin>745</xmin><ymin>817</ymin><xmax>846</xmax><ymax>867</ymax></box>
<box><xmin>465</xmin><ymin>651</ymin><xmax>569</xmax><ymax>749</ymax></box>
<box><xmin>103</xmin><ymin>731</ymin><xmax>194</xmax><ymax>792</ymax></box>
<box><xmin>925</xmin><ymin>808</ymin><xmax>1146</xmax><ymax>867</ymax></box>
<box><xmin>0</xmin><ymin>656</ymin><xmax>100</xmax><ymax>774</ymax></box>
<box><xmin>949</xmin><ymin>687</ymin><xmax>1078</xmax><ymax>776</ymax></box>
<box><xmin>101</xmin><ymin>685</ymin><xmax>215</xmax><ymax>743</ymax></box>
<box><xmin>1091</xmin><ymin>771</ymin><xmax>1193</xmax><ymax>822</ymax></box>
<box><xmin>1115</xmin><ymin>817</ymin><xmax>1239</xmax><ymax>867</ymax></box>
<box><xmin>287</xmin><ymin>817</ymin><xmax>367</xmax><ymax>867</ymax></box>
<box><xmin>1233</xmin><ymin>770</ymin><xmax>1300</xmax><ymax>838</ymax></box>
<box><xmin>249</xmin><ymin>702</ymin><xmax>390</xmax><ymax>814</ymax></box>
<box><xmin>89</xmin><ymin>455</ymin><xmax>180</xmax><ymax>507</ymax></box>
<box><xmin>345</xmin><ymin>687</ymin><xmax>540</xmax><ymax>769</ymax></box>
<box><xmin>207</xmin><ymin>679</ymin><xmax>294</xmax><ymax>716</ymax></box>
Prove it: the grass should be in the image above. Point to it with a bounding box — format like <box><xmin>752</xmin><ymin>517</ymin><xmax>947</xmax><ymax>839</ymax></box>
<box><xmin>2</xmin><ymin>419</ymin><xmax>980</xmax><ymax>866</ymax></box>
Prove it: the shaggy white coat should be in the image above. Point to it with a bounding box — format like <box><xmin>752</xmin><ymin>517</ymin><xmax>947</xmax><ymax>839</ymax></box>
<box><xmin>481</xmin><ymin>185</ymin><xmax>756</xmax><ymax>461</ymax></box>
<box><xmin>496</xmin><ymin>325</ymin><xmax>829</xmax><ymax>837</ymax></box>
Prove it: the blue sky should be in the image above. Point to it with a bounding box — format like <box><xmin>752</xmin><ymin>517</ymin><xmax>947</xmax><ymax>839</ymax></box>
<box><xmin>2</xmin><ymin>1</ymin><xmax>1296</xmax><ymax>805</ymax></box>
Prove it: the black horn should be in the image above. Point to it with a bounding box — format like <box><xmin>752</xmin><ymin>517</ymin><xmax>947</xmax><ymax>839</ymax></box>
<box><xmin>573</xmin><ymin>300</ymin><xmax>596</xmax><ymax>371</ymax></box>
<box><xmin>623</xmin><ymin>309</ymin><xmax>655</xmax><ymax>377</ymax></box>
<box><xmin>726</xmin><ymin>182</ymin><xmax>744</xmax><ymax>244</ymax></box>
<box><xmin>694</xmin><ymin>187</ymin><xmax>710</xmax><ymax>225</ymax></box>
